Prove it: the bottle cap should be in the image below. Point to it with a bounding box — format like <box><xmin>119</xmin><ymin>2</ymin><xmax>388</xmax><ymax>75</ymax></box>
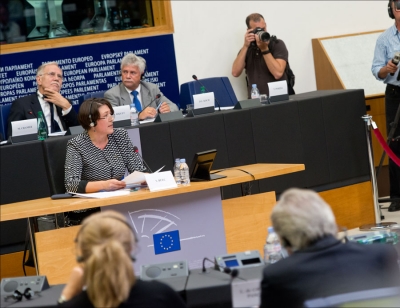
<box><xmin>180</xmin><ymin>158</ymin><xmax>186</xmax><ymax>163</ymax></box>
<box><xmin>252</xmin><ymin>84</ymin><xmax>257</xmax><ymax>88</ymax></box>
<box><xmin>175</xmin><ymin>158</ymin><xmax>180</xmax><ymax>162</ymax></box>
<box><xmin>38</xmin><ymin>111</ymin><xmax>43</xmax><ymax>116</ymax></box>
<box><xmin>268</xmin><ymin>226</ymin><xmax>274</xmax><ymax>233</ymax></box>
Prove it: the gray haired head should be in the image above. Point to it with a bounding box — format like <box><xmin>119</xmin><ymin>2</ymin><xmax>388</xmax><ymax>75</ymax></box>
<box><xmin>271</xmin><ymin>188</ymin><xmax>337</xmax><ymax>251</ymax></box>
<box><xmin>120</xmin><ymin>53</ymin><xmax>146</xmax><ymax>74</ymax></box>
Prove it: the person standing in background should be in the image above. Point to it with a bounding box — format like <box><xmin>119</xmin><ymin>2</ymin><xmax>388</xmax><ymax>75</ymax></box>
<box><xmin>372</xmin><ymin>0</ymin><xmax>400</xmax><ymax>212</ymax></box>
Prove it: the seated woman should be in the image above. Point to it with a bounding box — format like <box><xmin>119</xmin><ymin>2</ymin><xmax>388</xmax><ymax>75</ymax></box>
<box><xmin>58</xmin><ymin>210</ymin><xmax>187</xmax><ymax>307</ymax></box>
<box><xmin>65</xmin><ymin>97</ymin><xmax>147</xmax><ymax>193</ymax></box>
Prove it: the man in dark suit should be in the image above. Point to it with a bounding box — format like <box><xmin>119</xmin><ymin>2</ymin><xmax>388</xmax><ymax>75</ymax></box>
<box><xmin>7</xmin><ymin>62</ymin><xmax>78</xmax><ymax>138</ymax></box>
<box><xmin>104</xmin><ymin>53</ymin><xmax>178</xmax><ymax>120</ymax></box>
<box><xmin>260</xmin><ymin>188</ymin><xmax>400</xmax><ymax>308</ymax></box>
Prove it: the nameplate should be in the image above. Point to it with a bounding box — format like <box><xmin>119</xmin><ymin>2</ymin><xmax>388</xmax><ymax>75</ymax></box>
<box><xmin>11</xmin><ymin>119</ymin><xmax>37</xmax><ymax>137</ymax></box>
<box><xmin>193</xmin><ymin>92</ymin><xmax>215</xmax><ymax>109</ymax></box>
<box><xmin>145</xmin><ymin>171</ymin><xmax>177</xmax><ymax>192</ymax></box>
<box><xmin>231</xmin><ymin>278</ymin><xmax>261</xmax><ymax>308</ymax></box>
<box><xmin>113</xmin><ymin>105</ymin><xmax>130</xmax><ymax>121</ymax></box>
<box><xmin>268</xmin><ymin>80</ymin><xmax>289</xmax><ymax>103</ymax></box>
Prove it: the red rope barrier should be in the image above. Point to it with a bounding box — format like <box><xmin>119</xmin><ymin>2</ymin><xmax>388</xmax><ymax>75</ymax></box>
<box><xmin>372</xmin><ymin>127</ymin><xmax>400</xmax><ymax>167</ymax></box>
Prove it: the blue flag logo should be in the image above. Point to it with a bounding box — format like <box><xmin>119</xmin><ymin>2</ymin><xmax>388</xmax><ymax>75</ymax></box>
<box><xmin>153</xmin><ymin>230</ymin><xmax>181</xmax><ymax>255</ymax></box>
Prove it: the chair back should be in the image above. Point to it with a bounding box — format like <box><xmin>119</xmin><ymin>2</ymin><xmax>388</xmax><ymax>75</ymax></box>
<box><xmin>75</xmin><ymin>91</ymin><xmax>107</xmax><ymax>113</ymax></box>
<box><xmin>0</xmin><ymin>104</ymin><xmax>11</xmax><ymax>140</ymax></box>
<box><xmin>304</xmin><ymin>286</ymin><xmax>400</xmax><ymax>307</ymax></box>
<box><xmin>179</xmin><ymin>77</ymin><xmax>237</xmax><ymax>110</ymax></box>
<box><xmin>42</xmin><ymin>135</ymin><xmax>74</xmax><ymax>195</ymax></box>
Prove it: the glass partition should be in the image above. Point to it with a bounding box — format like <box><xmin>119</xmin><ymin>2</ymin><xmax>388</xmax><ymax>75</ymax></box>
<box><xmin>0</xmin><ymin>0</ymin><xmax>154</xmax><ymax>45</ymax></box>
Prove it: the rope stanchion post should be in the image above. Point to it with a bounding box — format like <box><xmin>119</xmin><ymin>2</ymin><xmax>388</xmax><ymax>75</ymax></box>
<box><xmin>359</xmin><ymin>115</ymin><xmax>396</xmax><ymax>231</ymax></box>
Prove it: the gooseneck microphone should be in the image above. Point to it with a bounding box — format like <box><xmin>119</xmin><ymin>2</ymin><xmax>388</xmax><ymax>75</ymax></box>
<box><xmin>139</xmin><ymin>94</ymin><xmax>162</xmax><ymax>115</ymax></box>
<box><xmin>192</xmin><ymin>75</ymin><xmax>222</xmax><ymax>111</ymax></box>
<box><xmin>133</xmin><ymin>146</ymin><xmax>153</xmax><ymax>173</ymax></box>
<box><xmin>201</xmin><ymin>257</ymin><xmax>241</xmax><ymax>280</ymax></box>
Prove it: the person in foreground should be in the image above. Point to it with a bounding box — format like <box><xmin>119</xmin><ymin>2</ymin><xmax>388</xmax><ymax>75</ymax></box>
<box><xmin>104</xmin><ymin>53</ymin><xmax>178</xmax><ymax>120</ymax></box>
<box><xmin>371</xmin><ymin>0</ymin><xmax>400</xmax><ymax>212</ymax></box>
<box><xmin>260</xmin><ymin>188</ymin><xmax>400</xmax><ymax>308</ymax></box>
<box><xmin>58</xmin><ymin>210</ymin><xmax>187</xmax><ymax>308</ymax></box>
<box><xmin>64</xmin><ymin>98</ymin><xmax>147</xmax><ymax>193</ymax></box>
<box><xmin>7</xmin><ymin>62</ymin><xmax>78</xmax><ymax>137</ymax></box>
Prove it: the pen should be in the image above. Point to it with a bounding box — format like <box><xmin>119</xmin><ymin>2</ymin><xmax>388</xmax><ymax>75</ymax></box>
<box><xmin>156</xmin><ymin>101</ymin><xmax>163</xmax><ymax>111</ymax></box>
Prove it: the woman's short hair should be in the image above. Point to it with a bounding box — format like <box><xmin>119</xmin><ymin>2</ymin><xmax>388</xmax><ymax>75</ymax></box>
<box><xmin>78</xmin><ymin>98</ymin><xmax>114</xmax><ymax>130</ymax></box>
<box><xmin>271</xmin><ymin>188</ymin><xmax>337</xmax><ymax>251</ymax></box>
<box><xmin>76</xmin><ymin>210</ymin><xmax>136</xmax><ymax>307</ymax></box>
<box><xmin>120</xmin><ymin>53</ymin><xmax>146</xmax><ymax>74</ymax></box>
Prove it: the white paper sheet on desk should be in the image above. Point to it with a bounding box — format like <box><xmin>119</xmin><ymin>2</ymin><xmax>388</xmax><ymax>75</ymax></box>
<box><xmin>70</xmin><ymin>190</ymin><xmax>130</xmax><ymax>198</ymax></box>
<box><xmin>122</xmin><ymin>166</ymin><xmax>165</xmax><ymax>185</ymax></box>
<box><xmin>48</xmin><ymin>131</ymin><xmax>67</xmax><ymax>136</ymax></box>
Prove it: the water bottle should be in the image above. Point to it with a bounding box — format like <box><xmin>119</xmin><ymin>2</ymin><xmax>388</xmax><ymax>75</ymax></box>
<box><xmin>251</xmin><ymin>84</ymin><xmax>260</xmax><ymax>100</ymax></box>
<box><xmin>123</xmin><ymin>10</ymin><xmax>131</xmax><ymax>29</ymax></box>
<box><xmin>113</xmin><ymin>11</ymin><xmax>121</xmax><ymax>30</ymax></box>
<box><xmin>174</xmin><ymin>158</ymin><xmax>181</xmax><ymax>185</ymax></box>
<box><xmin>130</xmin><ymin>104</ymin><xmax>139</xmax><ymax>126</ymax></box>
<box><xmin>264</xmin><ymin>226</ymin><xmax>282</xmax><ymax>265</ymax></box>
<box><xmin>37</xmin><ymin>111</ymin><xmax>47</xmax><ymax>140</ymax></box>
<box><xmin>180</xmin><ymin>158</ymin><xmax>190</xmax><ymax>186</ymax></box>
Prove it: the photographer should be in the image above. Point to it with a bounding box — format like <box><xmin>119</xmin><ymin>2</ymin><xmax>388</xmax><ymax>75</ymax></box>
<box><xmin>232</xmin><ymin>13</ymin><xmax>289</xmax><ymax>97</ymax></box>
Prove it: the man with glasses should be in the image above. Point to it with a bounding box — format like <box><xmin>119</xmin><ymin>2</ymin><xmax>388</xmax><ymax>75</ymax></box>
<box><xmin>7</xmin><ymin>62</ymin><xmax>78</xmax><ymax>138</ymax></box>
<box><xmin>105</xmin><ymin>53</ymin><xmax>178</xmax><ymax>120</ymax></box>
<box><xmin>372</xmin><ymin>0</ymin><xmax>400</xmax><ymax>212</ymax></box>
<box><xmin>232</xmin><ymin>13</ymin><xmax>290</xmax><ymax>98</ymax></box>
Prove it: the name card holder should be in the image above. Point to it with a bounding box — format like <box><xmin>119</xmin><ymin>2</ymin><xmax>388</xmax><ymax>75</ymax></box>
<box><xmin>9</xmin><ymin>133</ymin><xmax>37</xmax><ymax>144</ymax></box>
<box><xmin>154</xmin><ymin>111</ymin><xmax>184</xmax><ymax>122</ymax></box>
<box><xmin>113</xmin><ymin>105</ymin><xmax>131</xmax><ymax>128</ymax></box>
<box><xmin>268</xmin><ymin>80</ymin><xmax>289</xmax><ymax>103</ymax></box>
<box><xmin>145</xmin><ymin>171</ymin><xmax>178</xmax><ymax>192</ymax></box>
<box><xmin>234</xmin><ymin>99</ymin><xmax>261</xmax><ymax>109</ymax></box>
<box><xmin>66</xmin><ymin>125</ymin><xmax>84</xmax><ymax>135</ymax></box>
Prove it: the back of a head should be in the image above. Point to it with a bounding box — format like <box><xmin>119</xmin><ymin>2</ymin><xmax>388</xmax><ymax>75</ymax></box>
<box><xmin>271</xmin><ymin>188</ymin><xmax>337</xmax><ymax>251</ymax></box>
<box><xmin>76</xmin><ymin>211</ymin><xmax>136</xmax><ymax>308</ymax></box>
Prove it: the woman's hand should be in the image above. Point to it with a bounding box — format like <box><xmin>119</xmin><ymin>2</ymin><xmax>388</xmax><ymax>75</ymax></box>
<box><xmin>104</xmin><ymin>179</ymin><xmax>126</xmax><ymax>191</ymax></box>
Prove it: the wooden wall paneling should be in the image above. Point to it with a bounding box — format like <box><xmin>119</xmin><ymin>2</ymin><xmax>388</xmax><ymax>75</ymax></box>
<box><xmin>0</xmin><ymin>251</ymin><xmax>36</xmax><ymax>280</ymax></box>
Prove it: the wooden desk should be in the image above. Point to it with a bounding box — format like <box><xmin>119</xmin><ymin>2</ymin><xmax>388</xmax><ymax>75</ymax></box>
<box><xmin>1</xmin><ymin>164</ymin><xmax>304</xmax><ymax>284</ymax></box>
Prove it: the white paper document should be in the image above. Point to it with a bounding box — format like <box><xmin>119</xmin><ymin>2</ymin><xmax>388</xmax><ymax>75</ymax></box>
<box><xmin>69</xmin><ymin>190</ymin><xmax>131</xmax><ymax>199</ymax></box>
<box><xmin>231</xmin><ymin>278</ymin><xmax>261</xmax><ymax>308</ymax></box>
<box><xmin>122</xmin><ymin>166</ymin><xmax>165</xmax><ymax>185</ymax></box>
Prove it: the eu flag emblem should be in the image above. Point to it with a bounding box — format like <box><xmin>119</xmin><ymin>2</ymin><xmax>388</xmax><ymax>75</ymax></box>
<box><xmin>153</xmin><ymin>230</ymin><xmax>181</xmax><ymax>255</ymax></box>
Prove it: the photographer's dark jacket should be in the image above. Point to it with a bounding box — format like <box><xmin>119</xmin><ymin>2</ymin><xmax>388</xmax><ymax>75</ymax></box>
<box><xmin>244</xmin><ymin>38</ymin><xmax>288</xmax><ymax>97</ymax></box>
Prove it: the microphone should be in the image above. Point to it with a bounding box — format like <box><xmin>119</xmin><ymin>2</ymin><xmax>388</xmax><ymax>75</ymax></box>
<box><xmin>201</xmin><ymin>257</ymin><xmax>242</xmax><ymax>280</ymax></box>
<box><xmin>192</xmin><ymin>75</ymin><xmax>222</xmax><ymax>111</ymax></box>
<box><xmin>139</xmin><ymin>94</ymin><xmax>162</xmax><ymax>114</ymax></box>
<box><xmin>390</xmin><ymin>52</ymin><xmax>400</xmax><ymax>77</ymax></box>
<box><xmin>133</xmin><ymin>146</ymin><xmax>153</xmax><ymax>173</ymax></box>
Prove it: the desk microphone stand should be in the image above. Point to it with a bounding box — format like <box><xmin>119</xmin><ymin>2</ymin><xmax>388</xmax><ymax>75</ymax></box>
<box><xmin>359</xmin><ymin>115</ymin><xmax>396</xmax><ymax>231</ymax></box>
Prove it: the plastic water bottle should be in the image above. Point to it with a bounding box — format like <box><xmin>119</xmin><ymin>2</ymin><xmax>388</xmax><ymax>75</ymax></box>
<box><xmin>264</xmin><ymin>226</ymin><xmax>282</xmax><ymax>265</ymax></box>
<box><xmin>37</xmin><ymin>111</ymin><xmax>47</xmax><ymax>140</ymax></box>
<box><xmin>113</xmin><ymin>11</ymin><xmax>121</xmax><ymax>30</ymax></box>
<box><xmin>174</xmin><ymin>158</ymin><xmax>181</xmax><ymax>185</ymax></box>
<box><xmin>251</xmin><ymin>84</ymin><xmax>260</xmax><ymax>100</ymax></box>
<box><xmin>123</xmin><ymin>10</ymin><xmax>131</xmax><ymax>29</ymax></box>
<box><xmin>180</xmin><ymin>158</ymin><xmax>190</xmax><ymax>186</ymax></box>
<box><xmin>130</xmin><ymin>104</ymin><xmax>139</xmax><ymax>126</ymax></box>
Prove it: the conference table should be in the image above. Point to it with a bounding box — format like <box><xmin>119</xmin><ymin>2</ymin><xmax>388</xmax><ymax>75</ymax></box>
<box><xmin>0</xmin><ymin>163</ymin><xmax>304</xmax><ymax>284</ymax></box>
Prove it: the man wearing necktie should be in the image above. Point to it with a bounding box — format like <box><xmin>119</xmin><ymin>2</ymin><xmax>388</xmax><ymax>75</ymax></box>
<box><xmin>105</xmin><ymin>53</ymin><xmax>178</xmax><ymax>120</ymax></box>
<box><xmin>7</xmin><ymin>62</ymin><xmax>79</xmax><ymax>137</ymax></box>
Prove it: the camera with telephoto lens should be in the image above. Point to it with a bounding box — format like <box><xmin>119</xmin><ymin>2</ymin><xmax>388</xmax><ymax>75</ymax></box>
<box><xmin>252</xmin><ymin>27</ymin><xmax>277</xmax><ymax>44</ymax></box>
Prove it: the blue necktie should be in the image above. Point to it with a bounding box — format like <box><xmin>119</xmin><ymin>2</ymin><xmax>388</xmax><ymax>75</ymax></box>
<box><xmin>131</xmin><ymin>91</ymin><xmax>142</xmax><ymax>112</ymax></box>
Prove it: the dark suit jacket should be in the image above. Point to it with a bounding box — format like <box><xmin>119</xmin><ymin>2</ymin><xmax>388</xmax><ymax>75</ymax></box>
<box><xmin>260</xmin><ymin>235</ymin><xmax>400</xmax><ymax>307</ymax></box>
<box><xmin>7</xmin><ymin>93</ymin><xmax>79</xmax><ymax>138</ymax></box>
